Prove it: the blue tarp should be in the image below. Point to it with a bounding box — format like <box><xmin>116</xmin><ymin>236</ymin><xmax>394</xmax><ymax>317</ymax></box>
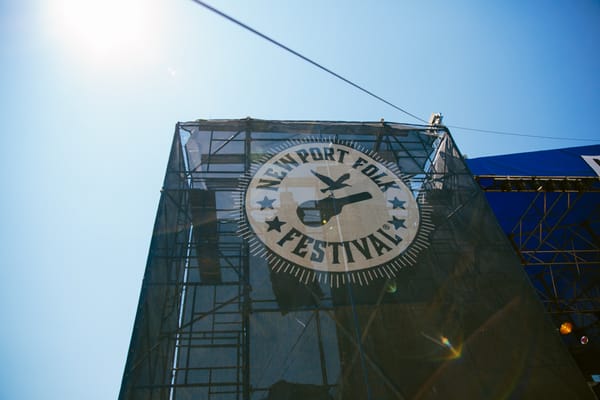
<box><xmin>467</xmin><ymin>144</ymin><xmax>600</xmax><ymax>177</ymax></box>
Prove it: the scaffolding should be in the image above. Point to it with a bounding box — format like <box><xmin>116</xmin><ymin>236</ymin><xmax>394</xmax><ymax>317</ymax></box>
<box><xmin>120</xmin><ymin>119</ymin><xmax>595</xmax><ymax>400</ymax></box>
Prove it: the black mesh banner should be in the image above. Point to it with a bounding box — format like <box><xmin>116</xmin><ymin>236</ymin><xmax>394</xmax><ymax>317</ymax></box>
<box><xmin>120</xmin><ymin>119</ymin><xmax>593</xmax><ymax>399</ymax></box>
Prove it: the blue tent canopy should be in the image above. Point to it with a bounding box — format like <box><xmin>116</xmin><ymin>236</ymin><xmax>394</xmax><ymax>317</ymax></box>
<box><xmin>467</xmin><ymin>144</ymin><xmax>600</xmax><ymax>177</ymax></box>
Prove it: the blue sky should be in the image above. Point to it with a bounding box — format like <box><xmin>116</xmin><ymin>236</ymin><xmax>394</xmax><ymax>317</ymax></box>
<box><xmin>1</xmin><ymin>1</ymin><xmax>598</xmax><ymax>399</ymax></box>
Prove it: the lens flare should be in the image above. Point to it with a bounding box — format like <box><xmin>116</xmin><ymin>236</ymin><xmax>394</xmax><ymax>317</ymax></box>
<box><xmin>386</xmin><ymin>280</ymin><xmax>397</xmax><ymax>294</ymax></box>
<box><xmin>559</xmin><ymin>322</ymin><xmax>573</xmax><ymax>335</ymax></box>
<box><xmin>441</xmin><ymin>336</ymin><xmax>451</xmax><ymax>347</ymax></box>
<box><xmin>421</xmin><ymin>332</ymin><xmax>462</xmax><ymax>359</ymax></box>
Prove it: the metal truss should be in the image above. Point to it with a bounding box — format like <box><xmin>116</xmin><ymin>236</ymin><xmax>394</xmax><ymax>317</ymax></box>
<box><xmin>474</xmin><ymin>175</ymin><xmax>600</xmax><ymax>193</ymax></box>
<box><xmin>474</xmin><ymin>173</ymin><xmax>600</xmax><ymax>369</ymax></box>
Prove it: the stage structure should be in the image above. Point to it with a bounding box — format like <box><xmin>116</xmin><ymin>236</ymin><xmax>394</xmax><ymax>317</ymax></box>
<box><xmin>119</xmin><ymin>119</ymin><xmax>594</xmax><ymax>399</ymax></box>
<box><xmin>468</xmin><ymin>145</ymin><xmax>600</xmax><ymax>391</ymax></box>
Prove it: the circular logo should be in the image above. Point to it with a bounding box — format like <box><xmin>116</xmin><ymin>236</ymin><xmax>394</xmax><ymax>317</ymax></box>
<box><xmin>241</xmin><ymin>140</ymin><xmax>429</xmax><ymax>285</ymax></box>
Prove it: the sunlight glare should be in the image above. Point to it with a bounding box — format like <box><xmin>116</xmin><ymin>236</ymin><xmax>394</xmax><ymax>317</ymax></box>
<box><xmin>45</xmin><ymin>0</ymin><xmax>160</xmax><ymax>67</ymax></box>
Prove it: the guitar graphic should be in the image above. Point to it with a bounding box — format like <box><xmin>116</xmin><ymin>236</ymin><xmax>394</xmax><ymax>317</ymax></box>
<box><xmin>296</xmin><ymin>192</ymin><xmax>373</xmax><ymax>227</ymax></box>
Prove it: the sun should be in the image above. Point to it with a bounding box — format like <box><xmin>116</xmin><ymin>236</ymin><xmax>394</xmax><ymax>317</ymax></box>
<box><xmin>44</xmin><ymin>0</ymin><xmax>161</xmax><ymax>68</ymax></box>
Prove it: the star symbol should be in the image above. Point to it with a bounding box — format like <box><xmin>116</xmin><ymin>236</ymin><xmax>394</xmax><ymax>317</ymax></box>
<box><xmin>265</xmin><ymin>216</ymin><xmax>286</xmax><ymax>232</ymax></box>
<box><xmin>388</xmin><ymin>216</ymin><xmax>406</xmax><ymax>230</ymax></box>
<box><xmin>257</xmin><ymin>196</ymin><xmax>276</xmax><ymax>210</ymax></box>
<box><xmin>389</xmin><ymin>196</ymin><xmax>406</xmax><ymax>209</ymax></box>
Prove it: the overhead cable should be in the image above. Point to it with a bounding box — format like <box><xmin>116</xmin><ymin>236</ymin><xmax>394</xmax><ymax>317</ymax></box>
<box><xmin>188</xmin><ymin>0</ymin><xmax>428</xmax><ymax>123</ymax></box>
<box><xmin>447</xmin><ymin>125</ymin><xmax>600</xmax><ymax>142</ymax></box>
<box><xmin>188</xmin><ymin>0</ymin><xmax>600</xmax><ymax>144</ymax></box>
